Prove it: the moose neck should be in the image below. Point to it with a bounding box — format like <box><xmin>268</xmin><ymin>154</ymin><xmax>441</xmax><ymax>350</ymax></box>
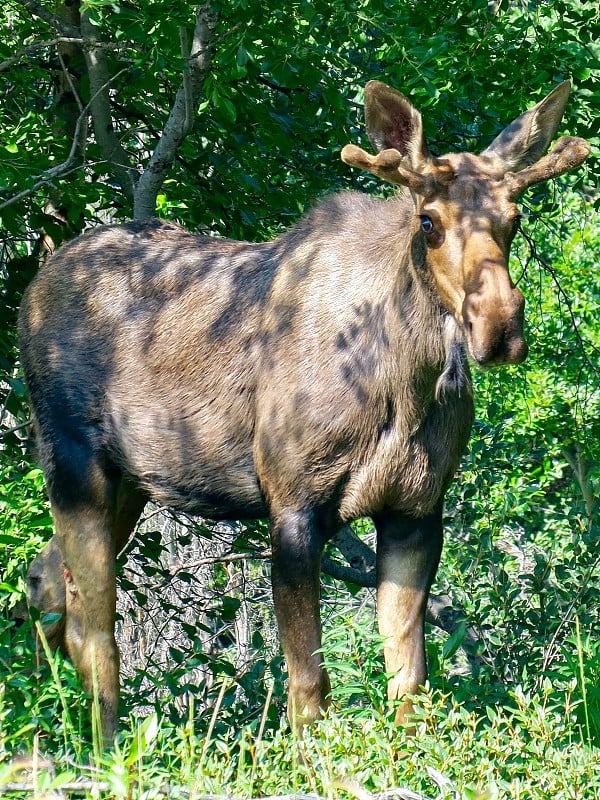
<box><xmin>379</xmin><ymin>193</ymin><xmax>470</xmax><ymax>400</ymax></box>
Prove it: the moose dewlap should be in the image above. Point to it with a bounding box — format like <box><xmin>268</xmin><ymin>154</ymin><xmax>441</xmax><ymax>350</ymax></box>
<box><xmin>19</xmin><ymin>80</ymin><xmax>590</xmax><ymax>740</ymax></box>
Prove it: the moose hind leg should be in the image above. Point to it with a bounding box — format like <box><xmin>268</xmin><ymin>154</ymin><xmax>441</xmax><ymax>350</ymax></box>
<box><xmin>270</xmin><ymin>508</ymin><xmax>331</xmax><ymax>732</ymax></box>
<box><xmin>373</xmin><ymin>505</ymin><xmax>443</xmax><ymax>725</ymax></box>
<box><xmin>48</xmin><ymin>453</ymin><xmax>124</xmax><ymax>742</ymax></box>
<box><xmin>27</xmin><ymin>479</ymin><xmax>146</xmax><ymax>658</ymax></box>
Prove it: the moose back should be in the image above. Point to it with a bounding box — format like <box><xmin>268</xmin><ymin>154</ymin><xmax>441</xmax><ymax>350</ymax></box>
<box><xmin>19</xmin><ymin>80</ymin><xmax>590</xmax><ymax>739</ymax></box>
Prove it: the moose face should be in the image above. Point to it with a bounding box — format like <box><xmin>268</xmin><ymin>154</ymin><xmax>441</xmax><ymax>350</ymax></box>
<box><xmin>342</xmin><ymin>80</ymin><xmax>590</xmax><ymax>367</ymax></box>
<box><xmin>415</xmin><ymin>152</ymin><xmax>528</xmax><ymax>366</ymax></box>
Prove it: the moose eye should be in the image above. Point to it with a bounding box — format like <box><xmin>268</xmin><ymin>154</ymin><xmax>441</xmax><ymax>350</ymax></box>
<box><xmin>420</xmin><ymin>215</ymin><xmax>435</xmax><ymax>235</ymax></box>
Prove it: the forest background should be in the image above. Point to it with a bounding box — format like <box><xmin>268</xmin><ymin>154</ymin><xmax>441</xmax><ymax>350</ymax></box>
<box><xmin>0</xmin><ymin>1</ymin><xmax>599</xmax><ymax>798</ymax></box>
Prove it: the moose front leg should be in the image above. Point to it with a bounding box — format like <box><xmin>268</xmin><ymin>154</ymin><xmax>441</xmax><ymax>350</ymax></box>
<box><xmin>270</xmin><ymin>509</ymin><xmax>331</xmax><ymax>732</ymax></box>
<box><xmin>373</xmin><ymin>505</ymin><xmax>443</xmax><ymax>725</ymax></box>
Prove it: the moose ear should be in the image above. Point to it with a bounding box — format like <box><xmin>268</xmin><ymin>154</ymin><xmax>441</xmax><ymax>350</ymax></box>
<box><xmin>364</xmin><ymin>80</ymin><xmax>430</xmax><ymax>171</ymax></box>
<box><xmin>483</xmin><ymin>81</ymin><xmax>572</xmax><ymax>171</ymax></box>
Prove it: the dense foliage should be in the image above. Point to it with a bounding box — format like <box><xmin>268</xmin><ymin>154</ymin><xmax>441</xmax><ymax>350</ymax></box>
<box><xmin>1</xmin><ymin>0</ymin><xmax>598</xmax><ymax>796</ymax></box>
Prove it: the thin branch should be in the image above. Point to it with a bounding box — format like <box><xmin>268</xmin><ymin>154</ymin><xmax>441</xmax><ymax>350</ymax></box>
<box><xmin>167</xmin><ymin>550</ymin><xmax>271</xmax><ymax>578</ymax></box>
<box><xmin>1</xmin><ymin>782</ymin><xmax>110</xmax><ymax>794</ymax></box>
<box><xmin>256</xmin><ymin>75</ymin><xmax>294</xmax><ymax>96</ymax></box>
<box><xmin>0</xmin><ymin>418</ymin><xmax>32</xmax><ymax>437</ymax></box>
<box><xmin>57</xmin><ymin>49</ymin><xmax>84</xmax><ymax>114</ymax></box>
<box><xmin>540</xmin><ymin>547</ymin><xmax>600</xmax><ymax>677</ymax></box>
<box><xmin>520</xmin><ymin>226</ymin><xmax>600</xmax><ymax>380</ymax></box>
<box><xmin>0</xmin><ymin>37</ymin><xmax>90</xmax><ymax>73</ymax></box>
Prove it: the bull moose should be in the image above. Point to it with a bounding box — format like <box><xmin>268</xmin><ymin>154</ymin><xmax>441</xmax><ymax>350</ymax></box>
<box><xmin>19</xmin><ymin>80</ymin><xmax>590</xmax><ymax>740</ymax></box>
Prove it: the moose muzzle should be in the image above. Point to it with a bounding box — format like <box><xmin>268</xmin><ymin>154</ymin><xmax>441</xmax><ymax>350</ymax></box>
<box><xmin>462</xmin><ymin>263</ymin><xmax>528</xmax><ymax>366</ymax></box>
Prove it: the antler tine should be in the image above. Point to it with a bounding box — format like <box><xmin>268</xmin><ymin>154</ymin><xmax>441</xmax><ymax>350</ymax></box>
<box><xmin>506</xmin><ymin>136</ymin><xmax>591</xmax><ymax>198</ymax></box>
<box><xmin>341</xmin><ymin>144</ymin><xmax>429</xmax><ymax>194</ymax></box>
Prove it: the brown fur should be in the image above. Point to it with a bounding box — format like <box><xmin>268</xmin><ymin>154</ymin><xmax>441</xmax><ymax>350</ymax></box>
<box><xmin>19</xmin><ymin>81</ymin><xmax>589</xmax><ymax>739</ymax></box>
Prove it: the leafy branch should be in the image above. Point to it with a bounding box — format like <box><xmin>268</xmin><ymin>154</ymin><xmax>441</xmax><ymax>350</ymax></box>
<box><xmin>133</xmin><ymin>4</ymin><xmax>218</xmax><ymax>218</ymax></box>
<box><xmin>520</xmin><ymin>225</ymin><xmax>600</xmax><ymax>381</ymax></box>
<box><xmin>6</xmin><ymin>1</ymin><xmax>219</xmax><ymax>218</ymax></box>
<box><xmin>0</xmin><ymin>70</ymin><xmax>129</xmax><ymax>212</ymax></box>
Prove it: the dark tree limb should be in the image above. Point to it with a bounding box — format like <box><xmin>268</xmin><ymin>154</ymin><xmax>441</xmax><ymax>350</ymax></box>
<box><xmin>14</xmin><ymin>0</ymin><xmax>81</xmax><ymax>36</ymax></box>
<box><xmin>80</xmin><ymin>9</ymin><xmax>138</xmax><ymax>203</ymax></box>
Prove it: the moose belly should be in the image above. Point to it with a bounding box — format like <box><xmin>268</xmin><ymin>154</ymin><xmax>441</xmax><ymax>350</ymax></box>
<box><xmin>108</xmin><ymin>398</ymin><xmax>266</xmax><ymax>519</ymax></box>
<box><xmin>141</xmin><ymin>464</ymin><xmax>266</xmax><ymax>519</ymax></box>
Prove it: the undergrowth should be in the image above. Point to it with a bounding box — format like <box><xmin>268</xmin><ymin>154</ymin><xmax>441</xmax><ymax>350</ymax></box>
<box><xmin>1</xmin><ymin>603</ymin><xmax>599</xmax><ymax>800</ymax></box>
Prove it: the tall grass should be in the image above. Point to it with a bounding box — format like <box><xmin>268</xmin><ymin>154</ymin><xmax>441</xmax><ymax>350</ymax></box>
<box><xmin>1</xmin><ymin>611</ymin><xmax>599</xmax><ymax>800</ymax></box>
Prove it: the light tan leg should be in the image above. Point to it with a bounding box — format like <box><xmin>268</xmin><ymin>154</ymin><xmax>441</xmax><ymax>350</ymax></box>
<box><xmin>374</xmin><ymin>506</ymin><xmax>443</xmax><ymax>725</ymax></box>
<box><xmin>26</xmin><ymin>482</ymin><xmax>145</xmax><ymax>657</ymax></box>
<box><xmin>49</xmin><ymin>480</ymin><xmax>146</xmax><ymax>741</ymax></box>
<box><xmin>52</xmin><ymin>501</ymin><xmax>120</xmax><ymax>741</ymax></box>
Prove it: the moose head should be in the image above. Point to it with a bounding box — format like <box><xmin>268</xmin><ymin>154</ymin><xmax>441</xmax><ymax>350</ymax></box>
<box><xmin>342</xmin><ymin>80</ymin><xmax>590</xmax><ymax>366</ymax></box>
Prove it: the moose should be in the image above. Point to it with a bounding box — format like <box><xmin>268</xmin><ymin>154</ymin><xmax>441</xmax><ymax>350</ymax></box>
<box><xmin>19</xmin><ymin>80</ymin><xmax>589</xmax><ymax>740</ymax></box>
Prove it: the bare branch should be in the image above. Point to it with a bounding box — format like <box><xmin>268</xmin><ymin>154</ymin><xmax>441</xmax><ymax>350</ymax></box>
<box><xmin>0</xmin><ymin>37</ymin><xmax>87</xmax><ymax>73</ymax></box>
<box><xmin>0</xmin><ymin>419</ymin><xmax>32</xmax><ymax>437</ymax></box>
<box><xmin>167</xmin><ymin>549</ymin><xmax>271</xmax><ymax>578</ymax></box>
<box><xmin>1</xmin><ymin>782</ymin><xmax>110</xmax><ymax>794</ymax></box>
<box><xmin>133</xmin><ymin>2</ymin><xmax>218</xmax><ymax>218</ymax></box>
<box><xmin>57</xmin><ymin>49</ymin><xmax>84</xmax><ymax>114</ymax></box>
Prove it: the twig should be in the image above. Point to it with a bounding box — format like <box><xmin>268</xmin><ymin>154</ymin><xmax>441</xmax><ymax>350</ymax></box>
<box><xmin>168</xmin><ymin>549</ymin><xmax>271</xmax><ymax>576</ymax></box>
<box><xmin>540</xmin><ymin>547</ymin><xmax>600</xmax><ymax>677</ymax></box>
<box><xmin>520</xmin><ymin>226</ymin><xmax>600</xmax><ymax>379</ymax></box>
<box><xmin>57</xmin><ymin>49</ymin><xmax>84</xmax><ymax>115</ymax></box>
<box><xmin>0</xmin><ymin>781</ymin><xmax>111</xmax><ymax>793</ymax></box>
<box><xmin>0</xmin><ymin>37</ymin><xmax>82</xmax><ymax>73</ymax></box>
<box><xmin>0</xmin><ymin>37</ymin><xmax>120</xmax><ymax>74</ymax></box>
<box><xmin>0</xmin><ymin>418</ymin><xmax>32</xmax><ymax>437</ymax></box>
